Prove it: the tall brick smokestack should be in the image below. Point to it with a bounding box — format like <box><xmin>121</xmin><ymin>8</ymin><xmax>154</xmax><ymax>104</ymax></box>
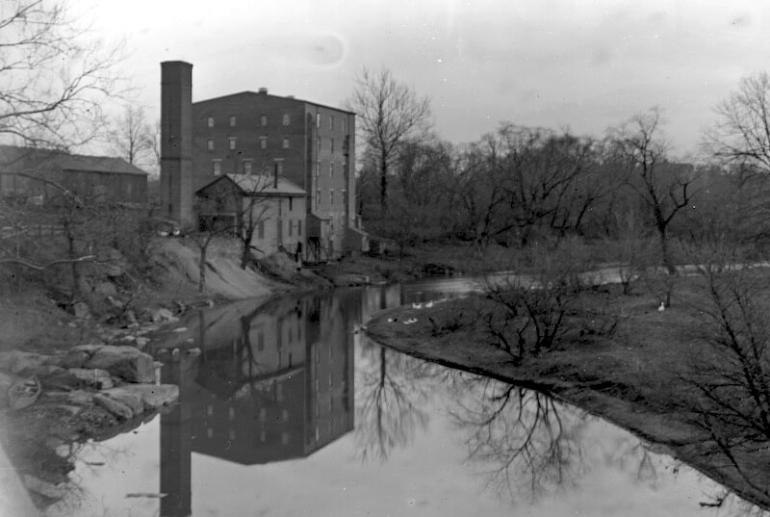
<box><xmin>160</xmin><ymin>61</ymin><xmax>193</xmax><ymax>227</ymax></box>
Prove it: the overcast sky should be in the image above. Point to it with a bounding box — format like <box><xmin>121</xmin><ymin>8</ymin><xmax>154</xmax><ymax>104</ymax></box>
<box><xmin>71</xmin><ymin>0</ymin><xmax>770</xmax><ymax>158</ymax></box>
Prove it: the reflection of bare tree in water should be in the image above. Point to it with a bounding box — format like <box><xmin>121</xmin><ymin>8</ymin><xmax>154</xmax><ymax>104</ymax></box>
<box><xmin>450</xmin><ymin>375</ymin><xmax>770</xmax><ymax>515</ymax></box>
<box><xmin>449</xmin><ymin>379</ymin><xmax>587</xmax><ymax>502</ymax></box>
<box><xmin>355</xmin><ymin>341</ymin><xmax>438</xmax><ymax>461</ymax></box>
<box><xmin>603</xmin><ymin>437</ymin><xmax>659</xmax><ymax>486</ymax></box>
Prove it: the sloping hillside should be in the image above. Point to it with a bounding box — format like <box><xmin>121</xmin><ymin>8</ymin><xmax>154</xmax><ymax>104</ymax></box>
<box><xmin>151</xmin><ymin>238</ymin><xmax>281</xmax><ymax>300</ymax></box>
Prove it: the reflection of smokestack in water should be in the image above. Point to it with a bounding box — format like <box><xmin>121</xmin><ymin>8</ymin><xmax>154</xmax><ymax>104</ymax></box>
<box><xmin>159</xmin><ymin>351</ymin><xmax>192</xmax><ymax>517</ymax></box>
<box><xmin>160</xmin><ymin>61</ymin><xmax>194</xmax><ymax>227</ymax></box>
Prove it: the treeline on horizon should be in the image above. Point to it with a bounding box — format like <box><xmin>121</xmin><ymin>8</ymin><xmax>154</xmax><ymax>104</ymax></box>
<box><xmin>352</xmin><ymin>70</ymin><xmax>770</xmax><ymax>267</ymax></box>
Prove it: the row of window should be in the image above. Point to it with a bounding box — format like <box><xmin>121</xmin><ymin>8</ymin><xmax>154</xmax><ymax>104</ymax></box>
<box><xmin>212</xmin><ymin>158</ymin><xmax>345</xmax><ymax>182</ymax></box>
<box><xmin>315</xmin><ymin>113</ymin><xmax>347</xmax><ymax>133</ymax></box>
<box><xmin>204</xmin><ymin>427</ymin><xmax>292</xmax><ymax>446</ymax></box>
<box><xmin>315</xmin><ymin>189</ymin><xmax>346</xmax><ymax>208</ymax></box>
<box><xmin>207</xmin><ymin>114</ymin><xmax>291</xmax><ymax>128</ymax></box>
<box><xmin>254</xmin><ymin>320</ymin><xmax>304</xmax><ymax>353</ymax></box>
<box><xmin>205</xmin><ymin>113</ymin><xmax>347</xmax><ymax>132</ymax></box>
<box><xmin>207</xmin><ymin>136</ymin><xmax>291</xmax><ymax>152</ymax></box>
<box><xmin>315</xmin><ymin>161</ymin><xmax>339</xmax><ymax>178</ymax></box>
<box><xmin>254</xmin><ymin>219</ymin><xmax>303</xmax><ymax>240</ymax></box>
<box><xmin>211</xmin><ymin>158</ymin><xmax>285</xmax><ymax>176</ymax></box>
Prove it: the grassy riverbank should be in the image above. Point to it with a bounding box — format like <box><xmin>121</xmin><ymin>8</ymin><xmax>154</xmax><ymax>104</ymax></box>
<box><xmin>364</xmin><ymin>276</ymin><xmax>770</xmax><ymax>512</ymax></box>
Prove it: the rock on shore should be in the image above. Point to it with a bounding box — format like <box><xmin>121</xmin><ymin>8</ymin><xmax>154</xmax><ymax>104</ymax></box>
<box><xmin>0</xmin><ymin>345</ymin><xmax>176</xmax><ymax>418</ymax></box>
<box><xmin>0</xmin><ymin>344</ymin><xmax>179</xmax><ymax>512</ymax></box>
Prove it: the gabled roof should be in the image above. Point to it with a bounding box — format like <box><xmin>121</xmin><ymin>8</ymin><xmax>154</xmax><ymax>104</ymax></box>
<box><xmin>196</xmin><ymin>173</ymin><xmax>306</xmax><ymax>197</ymax></box>
<box><xmin>0</xmin><ymin>145</ymin><xmax>148</xmax><ymax>176</ymax></box>
<box><xmin>192</xmin><ymin>90</ymin><xmax>355</xmax><ymax>115</ymax></box>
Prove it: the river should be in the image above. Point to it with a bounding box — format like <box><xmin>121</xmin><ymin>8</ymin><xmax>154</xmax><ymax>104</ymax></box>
<box><xmin>37</xmin><ymin>278</ymin><xmax>767</xmax><ymax>517</ymax></box>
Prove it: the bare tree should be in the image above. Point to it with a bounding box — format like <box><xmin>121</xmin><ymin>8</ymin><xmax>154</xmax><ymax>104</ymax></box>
<box><xmin>195</xmin><ymin>173</ymin><xmax>274</xmax><ymax>273</ymax></box>
<box><xmin>109</xmin><ymin>105</ymin><xmax>155</xmax><ymax>169</ymax></box>
<box><xmin>483</xmin><ymin>241</ymin><xmax>600</xmax><ymax>363</ymax></box>
<box><xmin>0</xmin><ymin>173</ymin><xmax>99</xmax><ymax>302</ymax></box>
<box><xmin>452</xmin><ymin>126</ymin><xmax>607</xmax><ymax>249</ymax></box>
<box><xmin>688</xmin><ymin>250</ymin><xmax>770</xmax><ymax>443</ymax></box>
<box><xmin>0</xmin><ymin>0</ymin><xmax>121</xmax><ymax>148</ymax></box>
<box><xmin>610</xmin><ymin>109</ymin><xmax>695</xmax><ymax>305</ymax></box>
<box><xmin>184</xmin><ymin>229</ymin><xmax>222</xmax><ymax>293</ymax></box>
<box><xmin>704</xmin><ymin>72</ymin><xmax>770</xmax><ymax>174</ymax></box>
<box><xmin>233</xmin><ymin>174</ymin><xmax>272</xmax><ymax>269</ymax></box>
<box><xmin>347</xmin><ymin>67</ymin><xmax>431</xmax><ymax>213</ymax></box>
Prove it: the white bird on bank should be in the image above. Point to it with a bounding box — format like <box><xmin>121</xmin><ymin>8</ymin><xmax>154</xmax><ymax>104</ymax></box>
<box><xmin>424</xmin><ymin>301</ymin><xmax>434</xmax><ymax>308</ymax></box>
<box><xmin>412</xmin><ymin>302</ymin><xmax>423</xmax><ymax>309</ymax></box>
<box><xmin>658</xmin><ymin>302</ymin><xmax>666</xmax><ymax>312</ymax></box>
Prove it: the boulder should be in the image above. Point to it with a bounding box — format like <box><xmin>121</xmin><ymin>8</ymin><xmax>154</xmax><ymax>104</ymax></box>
<box><xmin>125</xmin><ymin>310</ymin><xmax>138</xmax><ymax>326</ymax></box>
<box><xmin>44</xmin><ymin>389</ymin><xmax>97</xmax><ymax>409</ymax></box>
<box><xmin>106</xmin><ymin>295</ymin><xmax>124</xmax><ymax>309</ymax></box>
<box><xmin>66</xmin><ymin>368</ymin><xmax>114</xmax><ymax>390</ymax></box>
<box><xmin>66</xmin><ymin>390</ymin><xmax>95</xmax><ymax>406</ymax></box>
<box><xmin>94</xmin><ymin>281</ymin><xmax>118</xmax><ymax>298</ymax></box>
<box><xmin>82</xmin><ymin>346</ymin><xmax>155</xmax><ymax>384</ymax></box>
<box><xmin>73</xmin><ymin>301</ymin><xmax>90</xmax><ymax>319</ymax></box>
<box><xmin>151</xmin><ymin>308</ymin><xmax>178</xmax><ymax>323</ymax></box>
<box><xmin>93</xmin><ymin>393</ymin><xmax>134</xmax><ymax>419</ymax></box>
<box><xmin>99</xmin><ymin>387</ymin><xmax>144</xmax><ymax>415</ymax></box>
<box><xmin>58</xmin><ymin>344</ymin><xmax>104</xmax><ymax>369</ymax></box>
<box><xmin>41</xmin><ymin>369</ymin><xmax>84</xmax><ymax>391</ymax></box>
<box><xmin>23</xmin><ymin>364</ymin><xmax>66</xmax><ymax>378</ymax></box>
<box><xmin>107</xmin><ymin>384</ymin><xmax>179</xmax><ymax>410</ymax></box>
<box><xmin>0</xmin><ymin>351</ymin><xmax>52</xmax><ymax>375</ymax></box>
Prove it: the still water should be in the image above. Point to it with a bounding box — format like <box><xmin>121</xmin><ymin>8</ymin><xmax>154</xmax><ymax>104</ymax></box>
<box><xmin>43</xmin><ymin>280</ymin><xmax>765</xmax><ymax>517</ymax></box>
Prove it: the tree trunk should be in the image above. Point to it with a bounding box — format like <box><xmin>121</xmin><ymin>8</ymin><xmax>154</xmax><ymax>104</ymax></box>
<box><xmin>657</xmin><ymin>225</ymin><xmax>676</xmax><ymax>307</ymax></box>
<box><xmin>380</xmin><ymin>152</ymin><xmax>388</xmax><ymax>215</ymax></box>
<box><xmin>65</xmin><ymin>224</ymin><xmax>81</xmax><ymax>302</ymax></box>
<box><xmin>657</xmin><ymin>225</ymin><xmax>676</xmax><ymax>275</ymax></box>
<box><xmin>198</xmin><ymin>247</ymin><xmax>207</xmax><ymax>293</ymax></box>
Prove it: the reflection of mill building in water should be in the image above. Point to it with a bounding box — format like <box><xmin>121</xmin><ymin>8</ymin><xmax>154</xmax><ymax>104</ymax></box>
<box><xmin>174</xmin><ymin>294</ymin><xmax>354</xmax><ymax>466</ymax></box>
<box><xmin>156</xmin><ymin>285</ymin><xmax>443</xmax><ymax>516</ymax></box>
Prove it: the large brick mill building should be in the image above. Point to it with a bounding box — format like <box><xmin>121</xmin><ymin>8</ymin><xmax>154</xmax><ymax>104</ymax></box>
<box><xmin>160</xmin><ymin>61</ymin><xmax>367</xmax><ymax>260</ymax></box>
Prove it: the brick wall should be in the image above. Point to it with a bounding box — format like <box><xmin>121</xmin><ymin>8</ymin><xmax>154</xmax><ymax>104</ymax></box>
<box><xmin>192</xmin><ymin>93</ymin><xmax>307</xmax><ymax>191</ymax></box>
<box><xmin>246</xmin><ymin>195</ymin><xmax>306</xmax><ymax>258</ymax></box>
<box><xmin>191</xmin><ymin>91</ymin><xmax>356</xmax><ymax>258</ymax></box>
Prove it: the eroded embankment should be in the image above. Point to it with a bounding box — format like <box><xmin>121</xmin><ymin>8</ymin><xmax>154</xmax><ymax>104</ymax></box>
<box><xmin>364</xmin><ymin>297</ymin><xmax>770</xmax><ymax>513</ymax></box>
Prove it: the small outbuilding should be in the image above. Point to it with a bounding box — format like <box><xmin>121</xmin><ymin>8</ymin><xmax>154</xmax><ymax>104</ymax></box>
<box><xmin>195</xmin><ymin>173</ymin><xmax>306</xmax><ymax>259</ymax></box>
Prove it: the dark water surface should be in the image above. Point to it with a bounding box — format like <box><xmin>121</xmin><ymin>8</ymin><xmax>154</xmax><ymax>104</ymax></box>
<box><xmin>40</xmin><ymin>280</ymin><xmax>766</xmax><ymax>516</ymax></box>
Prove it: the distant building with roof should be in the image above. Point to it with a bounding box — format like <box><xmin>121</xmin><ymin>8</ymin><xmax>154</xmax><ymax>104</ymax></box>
<box><xmin>160</xmin><ymin>61</ymin><xmax>368</xmax><ymax>261</ymax></box>
<box><xmin>195</xmin><ymin>173</ymin><xmax>306</xmax><ymax>258</ymax></box>
<box><xmin>0</xmin><ymin>144</ymin><xmax>148</xmax><ymax>205</ymax></box>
